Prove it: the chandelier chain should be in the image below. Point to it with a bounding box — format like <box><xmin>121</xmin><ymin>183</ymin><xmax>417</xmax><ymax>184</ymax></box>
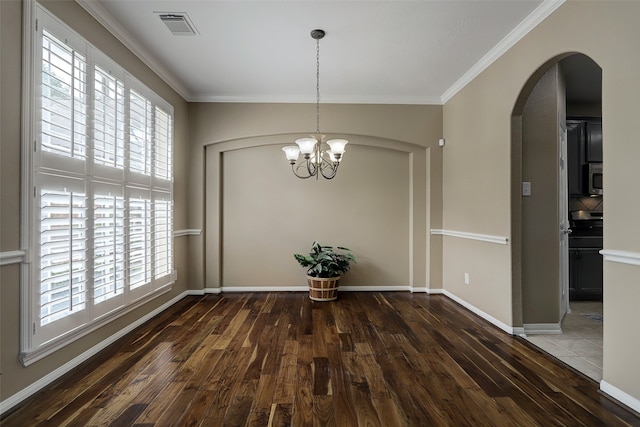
<box><xmin>281</xmin><ymin>29</ymin><xmax>347</xmax><ymax>180</ymax></box>
<box><xmin>316</xmin><ymin>36</ymin><xmax>321</xmax><ymax>134</ymax></box>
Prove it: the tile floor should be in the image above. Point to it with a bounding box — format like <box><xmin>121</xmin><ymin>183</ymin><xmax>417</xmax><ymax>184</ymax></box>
<box><xmin>524</xmin><ymin>301</ymin><xmax>603</xmax><ymax>382</ymax></box>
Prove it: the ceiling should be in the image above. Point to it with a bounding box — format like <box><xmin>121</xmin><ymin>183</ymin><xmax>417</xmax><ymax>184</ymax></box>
<box><xmin>77</xmin><ymin>0</ymin><xmax>571</xmax><ymax>104</ymax></box>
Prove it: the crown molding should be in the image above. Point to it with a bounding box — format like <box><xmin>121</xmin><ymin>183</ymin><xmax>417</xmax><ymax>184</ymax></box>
<box><xmin>189</xmin><ymin>94</ymin><xmax>443</xmax><ymax>105</ymax></box>
<box><xmin>75</xmin><ymin>0</ymin><xmax>192</xmax><ymax>101</ymax></box>
<box><xmin>440</xmin><ymin>0</ymin><xmax>565</xmax><ymax>104</ymax></box>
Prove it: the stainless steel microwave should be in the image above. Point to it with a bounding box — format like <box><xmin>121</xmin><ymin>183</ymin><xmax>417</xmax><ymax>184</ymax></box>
<box><xmin>588</xmin><ymin>163</ymin><xmax>603</xmax><ymax>195</ymax></box>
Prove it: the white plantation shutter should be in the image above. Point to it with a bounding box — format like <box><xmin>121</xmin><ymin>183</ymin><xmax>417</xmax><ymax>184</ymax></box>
<box><xmin>154</xmin><ymin>194</ymin><xmax>172</xmax><ymax>281</ymax></box>
<box><xmin>93</xmin><ymin>189</ymin><xmax>125</xmax><ymax>304</ymax></box>
<box><xmin>129</xmin><ymin>90</ymin><xmax>152</xmax><ymax>176</ymax></box>
<box><xmin>41</xmin><ymin>30</ymin><xmax>88</xmax><ymax>161</ymax></box>
<box><xmin>128</xmin><ymin>192</ymin><xmax>152</xmax><ymax>290</ymax></box>
<box><xmin>26</xmin><ymin>7</ymin><xmax>175</xmax><ymax>354</ymax></box>
<box><xmin>154</xmin><ymin>107</ymin><xmax>172</xmax><ymax>181</ymax></box>
<box><xmin>93</xmin><ymin>65</ymin><xmax>125</xmax><ymax>169</ymax></box>
<box><xmin>39</xmin><ymin>185</ymin><xmax>88</xmax><ymax>326</ymax></box>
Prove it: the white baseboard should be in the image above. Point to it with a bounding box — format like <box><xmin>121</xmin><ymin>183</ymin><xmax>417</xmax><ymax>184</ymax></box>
<box><xmin>0</xmin><ymin>290</ymin><xmax>193</xmax><ymax>417</ymax></box>
<box><xmin>186</xmin><ymin>288</ymin><xmax>223</xmax><ymax>295</ymax></box>
<box><xmin>340</xmin><ymin>285</ymin><xmax>411</xmax><ymax>292</ymax></box>
<box><xmin>221</xmin><ymin>286</ymin><xmax>308</xmax><ymax>293</ymax></box>
<box><xmin>512</xmin><ymin>327</ymin><xmax>526</xmax><ymax>336</ymax></box>
<box><xmin>601</xmin><ymin>380</ymin><xmax>640</xmax><ymax>413</ymax></box>
<box><xmin>523</xmin><ymin>323</ymin><xmax>562</xmax><ymax>335</ymax></box>
<box><xmin>441</xmin><ymin>290</ymin><xmax>516</xmax><ymax>335</ymax></box>
<box><xmin>216</xmin><ymin>285</ymin><xmax>412</xmax><ymax>293</ymax></box>
<box><xmin>425</xmin><ymin>288</ymin><xmax>444</xmax><ymax>294</ymax></box>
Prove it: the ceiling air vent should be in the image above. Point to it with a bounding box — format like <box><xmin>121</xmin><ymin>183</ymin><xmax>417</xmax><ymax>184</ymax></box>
<box><xmin>157</xmin><ymin>13</ymin><xmax>198</xmax><ymax>36</ymax></box>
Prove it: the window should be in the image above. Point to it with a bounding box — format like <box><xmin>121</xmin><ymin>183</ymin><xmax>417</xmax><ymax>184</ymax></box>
<box><xmin>24</xmin><ymin>7</ymin><xmax>174</xmax><ymax>358</ymax></box>
<box><xmin>93</xmin><ymin>187</ymin><xmax>125</xmax><ymax>305</ymax></box>
<box><xmin>41</xmin><ymin>29</ymin><xmax>88</xmax><ymax>161</ymax></box>
<box><xmin>39</xmin><ymin>186</ymin><xmax>88</xmax><ymax>326</ymax></box>
<box><xmin>93</xmin><ymin>66</ymin><xmax>125</xmax><ymax>169</ymax></box>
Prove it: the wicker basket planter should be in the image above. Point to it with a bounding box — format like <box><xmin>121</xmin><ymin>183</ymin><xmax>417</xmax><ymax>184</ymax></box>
<box><xmin>307</xmin><ymin>276</ymin><xmax>340</xmax><ymax>301</ymax></box>
<box><xmin>295</xmin><ymin>242</ymin><xmax>354</xmax><ymax>302</ymax></box>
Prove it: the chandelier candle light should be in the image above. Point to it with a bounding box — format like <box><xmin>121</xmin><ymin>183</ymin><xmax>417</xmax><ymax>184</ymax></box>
<box><xmin>282</xmin><ymin>29</ymin><xmax>348</xmax><ymax>179</ymax></box>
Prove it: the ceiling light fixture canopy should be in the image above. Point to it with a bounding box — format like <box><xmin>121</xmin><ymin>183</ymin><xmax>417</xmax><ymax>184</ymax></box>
<box><xmin>282</xmin><ymin>29</ymin><xmax>348</xmax><ymax>179</ymax></box>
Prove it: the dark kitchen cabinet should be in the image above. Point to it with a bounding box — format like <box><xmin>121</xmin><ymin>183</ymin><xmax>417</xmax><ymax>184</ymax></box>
<box><xmin>566</xmin><ymin>117</ymin><xmax>603</xmax><ymax>195</ymax></box>
<box><xmin>586</xmin><ymin>121</ymin><xmax>603</xmax><ymax>162</ymax></box>
<box><xmin>566</xmin><ymin>120</ymin><xmax>584</xmax><ymax>196</ymax></box>
<box><xmin>569</xmin><ymin>247</ymin><xmax>603</xmax><ymax>301</ymax></box>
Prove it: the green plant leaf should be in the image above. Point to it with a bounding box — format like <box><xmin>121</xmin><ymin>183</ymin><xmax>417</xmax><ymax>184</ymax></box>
<box><xmin>293</xmin><ymin>241</ymin><xmax>356</xmax><ymax>277</ymax></box>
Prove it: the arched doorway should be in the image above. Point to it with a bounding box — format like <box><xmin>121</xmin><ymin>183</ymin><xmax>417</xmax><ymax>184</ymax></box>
<box><xmin>512</xmin><ymin>53</ymin><xmax>603</xmax><ymax>380</ymax></box>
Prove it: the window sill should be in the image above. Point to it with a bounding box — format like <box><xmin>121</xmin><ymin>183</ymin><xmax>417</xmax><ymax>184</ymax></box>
<box><xmin>20</xmin><ymin>284</ymin><xmax>173</xmax><ymax>367</ymax></box>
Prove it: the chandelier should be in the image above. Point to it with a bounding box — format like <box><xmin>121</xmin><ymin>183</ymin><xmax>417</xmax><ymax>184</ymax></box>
<box><xmin>282</xmin><ymin>29</ymin><xmax>348</xmax><ymax>179</ymax></box>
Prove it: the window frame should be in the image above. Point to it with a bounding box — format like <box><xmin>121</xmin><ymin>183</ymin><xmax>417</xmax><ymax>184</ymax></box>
<box><xmin>20</xmin><ymin>3</ymin><xmax>175</xmax><ymax>365</ymax></box>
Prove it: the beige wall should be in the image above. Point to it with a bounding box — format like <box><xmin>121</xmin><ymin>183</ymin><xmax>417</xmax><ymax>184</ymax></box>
<box><xmin>443</xmin><ymin>0</ymin><xmax>640</xmax><ymax>403</ymax></box>
<box><xmin>0</xmin><ymin>0</ymin><xmax>190</xmax><ymax>402</ymax></box>
<box><xmin>604</xmin><ymin>263</ymin><xmax>640</xmax><ymax>398</ymax></box>
<box><xmin>441</xmin><ymin>83</ymin><xmax>512</xmax><ymax>326</ymax></box>
<box><xmin>190</xmin><ymin>103</ymin><xmax>443</xmax><ymax>292</ymax></box>
<box><xmin>520</xmin><ymin>64</ymin><xmax>563</xmax><ymax>324</ymax></box>
<box><xmin>219</xmin><ymin>143</ymin><xmax>414</xmax><ymax>288</ymax></box>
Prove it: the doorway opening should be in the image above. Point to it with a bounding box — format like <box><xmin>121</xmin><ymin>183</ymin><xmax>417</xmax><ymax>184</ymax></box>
<box><xmin>511</xmin><ymin>53</ymin><xmax>603</xmax><ymax>381</ymax></box>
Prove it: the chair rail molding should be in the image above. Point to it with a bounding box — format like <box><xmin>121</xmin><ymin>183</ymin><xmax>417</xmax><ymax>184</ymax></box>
<box><xmin>431</xmin><ymin>229</ymin><xmax>509</xmax><ymax>245</ymax></box>
<box><xmin>0</xmin><ymin>250</ymin><xmax>27</xmax><ymax>266</ymax></box>
<box><xmin>600</xmin><ymin>249</ymin><xmax>640</xmax><ymax>266</ymax></box>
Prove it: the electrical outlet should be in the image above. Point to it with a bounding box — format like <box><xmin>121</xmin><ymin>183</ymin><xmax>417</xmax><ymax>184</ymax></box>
<box><xmin>464</xmin><ymin>273</ymin><xmax>470</xmax><ymax>285</ymax></box>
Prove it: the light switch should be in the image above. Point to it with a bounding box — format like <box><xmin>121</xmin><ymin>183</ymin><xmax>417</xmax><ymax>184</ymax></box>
<box><xmin>522</xmin><ymin>181</ymin><xmax>532</xmax><ymax>196</ymax></box>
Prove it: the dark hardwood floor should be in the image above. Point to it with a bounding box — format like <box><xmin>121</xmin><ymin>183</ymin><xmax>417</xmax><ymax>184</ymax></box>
<box><xmin>3</xmin><ymin>292</ymin><xmax>639</xmax><ymax>426</ymax></box>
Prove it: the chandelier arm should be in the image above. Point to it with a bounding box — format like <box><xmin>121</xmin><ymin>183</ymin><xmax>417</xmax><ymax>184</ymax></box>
<box><xmin>318</xmin><ymin>158</ymin><xmax>330</xmax><ymax>171</ymax></box>
<box><xmin>291</xmin><ymin>162</ymin><xmax>314</xmax><ymax>179</ymax></box>
<box><xmin>307</xmin><ymin>157</ymin><xmax>319</xmax><ymax>177</ymax></box>
<box><xmin>320</xmin><ymin>157</ymin><xmax>338</xmax><ymax>170</ymax></box>
<box><xmin>320</xmin><ymin>167</ymin><xmax>338</xmax><ymax>180</ymax></box>
<box><xmin>319</xmin><ymin>161</ymin><xmax>339</xmax><ymax>179</ymax></box>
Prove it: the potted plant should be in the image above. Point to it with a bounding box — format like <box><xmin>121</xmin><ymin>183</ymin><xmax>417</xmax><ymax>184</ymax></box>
<box><xmin>294</xmin><ymin>241</ymin><xmax>355</xmax><ymax>301</ymax></box>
